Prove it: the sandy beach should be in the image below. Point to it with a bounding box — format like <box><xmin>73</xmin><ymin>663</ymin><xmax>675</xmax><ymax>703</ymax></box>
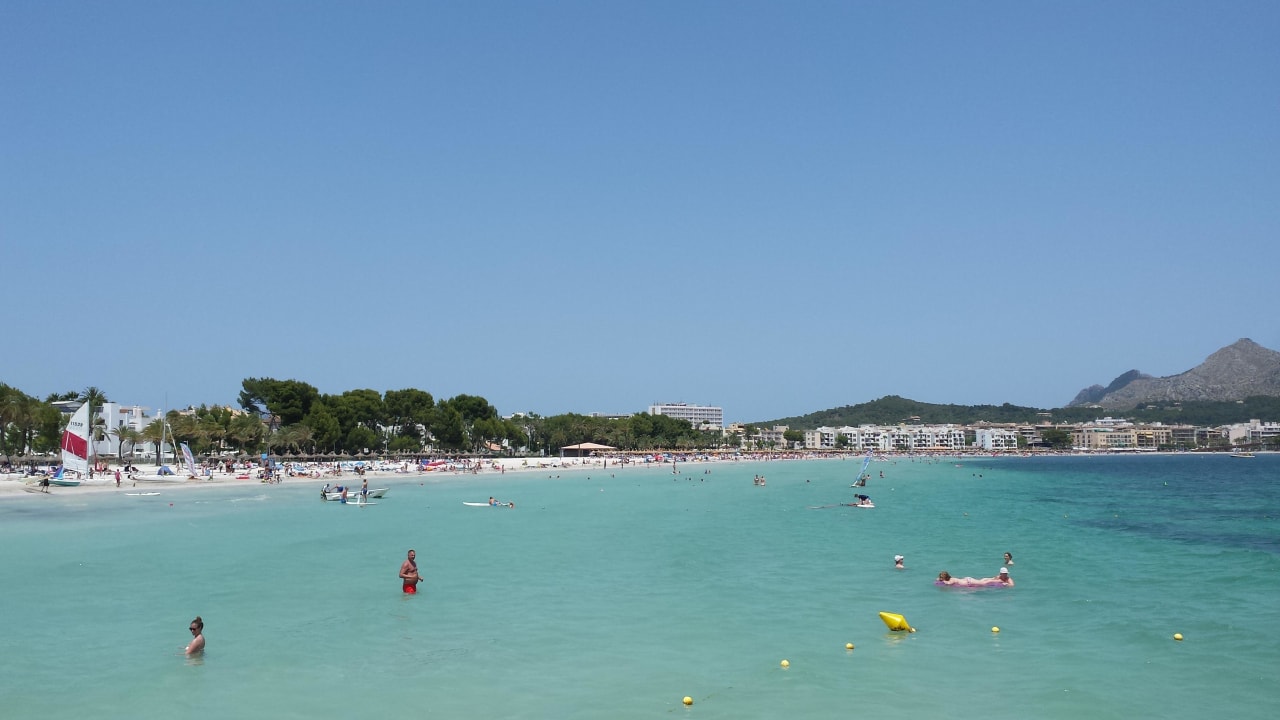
<box><xmin>0</xmin><ymin>454</ymin><xmax>740</xmax><ymax>500</ymax></box>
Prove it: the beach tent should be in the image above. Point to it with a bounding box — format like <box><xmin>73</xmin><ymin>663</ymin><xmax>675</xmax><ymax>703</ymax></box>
<box><xmin>560</xmin><ymin>442</ymin><xmax>616</xmax><ymax>458</ymax></box>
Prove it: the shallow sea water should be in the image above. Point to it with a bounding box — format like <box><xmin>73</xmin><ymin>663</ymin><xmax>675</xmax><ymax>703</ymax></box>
<box><xmin>2</xmin><ymin>455</ymin><xmax>1278</xmax><ymax>719</ymax></box>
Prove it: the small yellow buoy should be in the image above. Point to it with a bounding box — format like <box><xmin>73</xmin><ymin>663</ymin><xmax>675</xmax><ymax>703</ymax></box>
<box><xmin>845</xmin><ymin>643</ymin><xmax>854</xmax><ymax>650</ymax></box>
<box><xmin>991</xmin><ymin>626</ymin><xmax>1000</xmax><ymax>633</ymax></box>
<box><xmin>683</xmin><ymin>696</ymin><xmax>693</xmax><ymax>706</ymax></box>
<box><xmin>780</xmin><ymin>659</ymin><xmax>790</xmax><ymax>668</ymax></box>
<box><xmin>1174</xmin><ymin>633</ymin><xmax>1183</xmax><ymax>641</ymax></box>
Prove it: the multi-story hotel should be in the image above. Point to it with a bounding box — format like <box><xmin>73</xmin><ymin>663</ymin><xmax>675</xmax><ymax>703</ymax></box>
<box><xmin>648</xmin><ymin>403</ymin><xmax>724</xmax><ymax>429</ymax></box>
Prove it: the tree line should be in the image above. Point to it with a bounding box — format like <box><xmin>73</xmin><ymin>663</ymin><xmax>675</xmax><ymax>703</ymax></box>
<box><xmin>2</xmin><ymin>378</ymin><xmax>719</xmax><ymax>461</ymax></box>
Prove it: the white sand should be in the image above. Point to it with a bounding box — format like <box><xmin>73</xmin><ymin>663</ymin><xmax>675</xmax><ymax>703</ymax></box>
<box><xmin>0</xmin><ymin>455</ymin><xmax>685</xmax><ymax>501</ymax></box>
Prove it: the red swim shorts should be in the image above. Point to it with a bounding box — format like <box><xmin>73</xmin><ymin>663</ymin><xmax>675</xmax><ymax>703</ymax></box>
<box><xmin>403</xmin><ymin>583</ymin><xmax>416</xmax><ymax>594</ymax></box>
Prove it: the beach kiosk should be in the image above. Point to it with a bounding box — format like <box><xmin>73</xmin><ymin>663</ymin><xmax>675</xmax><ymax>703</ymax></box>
<box><xmin>559</xmin><ymin>442</ymin><xmax>616</xmax><ymax>459</ymax></box>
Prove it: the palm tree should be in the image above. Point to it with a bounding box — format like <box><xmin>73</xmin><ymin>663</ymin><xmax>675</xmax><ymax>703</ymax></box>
<box><xmin>111</xmin><ymin>426</ymin><xmax>142</xmax><ymax>462</ymax></box>
<box><xmin>228</xmin><ymin>414</ymin><xmax>265</xmax><ymax>454</ymax></box>
<box><xmin>0</xmin><ymin>384</ymin><xmax>24</xmax><ymax>462</ymax></box>
<box><xmin>140</xmin><ymin>419</ymin><xmax>167</xmax><ymax>464</ymax></box>
<box><xmin>11</xmin><ymin>394</ymin><xmax>42</xmax><ymax>457</ymax></box>
<box><xmin>77</xmin><ymin>387</ymin><xmax>110</xmax><ymax>464</ymax></box>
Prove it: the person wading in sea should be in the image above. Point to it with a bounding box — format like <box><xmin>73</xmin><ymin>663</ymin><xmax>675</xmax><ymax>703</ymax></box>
<box><xmin>399</xmin><ymin>549</ymin><xmax>423</xmax><ymax>594</ymax></box>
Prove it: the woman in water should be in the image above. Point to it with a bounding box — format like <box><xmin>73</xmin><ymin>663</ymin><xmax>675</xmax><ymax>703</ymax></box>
<box><xmin>1003</xmin><ymin>552</ymin><xmax>1014</xmax><ymax>566</ymax></box>
<box><xmin>185</xmin><ymin>616</ymin><xmax>205</xmax><ymax>656</ymax></box>
<box><xmin>936</xmin><ymin>571</ymin><xmax>991</xmax><ymax>587</ymax></box>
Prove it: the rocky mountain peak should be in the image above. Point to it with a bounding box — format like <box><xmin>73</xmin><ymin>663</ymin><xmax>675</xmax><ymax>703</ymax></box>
<box><xmin>1067</xmin><ymin>338</ymin><xmax>1280</xmax><ymax>409</ymax></box>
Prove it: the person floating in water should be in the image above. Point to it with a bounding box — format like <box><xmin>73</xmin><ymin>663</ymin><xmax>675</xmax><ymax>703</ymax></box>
<box><xmin>185</xmin><ymin>616</ymin><xmax>205</xmax><ymax>656</ymax></box>
<box><xmin>987</xmin><ymin>568</ymin><xmax>1014</xmax><ymax>586</ymax></box>
<box><xmin>1003</xmin><ymin>552</ymin><xmax>1014</xmax><ymax>566</ymax></box>
<box><xmin>894</xmin><ymin>555</ymin><xmax>905</xmax><ymax>569</ymax></box>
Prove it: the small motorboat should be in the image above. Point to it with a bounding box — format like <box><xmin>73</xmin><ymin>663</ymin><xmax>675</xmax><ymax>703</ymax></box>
<box><xmin>323</xmin><ymin>487</ymin><xmax>389</xmax><ymax>502</ymax></box>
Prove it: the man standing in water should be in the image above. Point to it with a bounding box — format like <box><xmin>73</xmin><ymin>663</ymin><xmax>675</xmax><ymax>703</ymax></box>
<box><xmin>399</xmin><ymin>549</ymin><xmax>423</xmax><ymax>594</ymax></box>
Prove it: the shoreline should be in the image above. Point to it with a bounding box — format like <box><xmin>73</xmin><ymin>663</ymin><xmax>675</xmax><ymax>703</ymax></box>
<box><xmin>1</xmin><ymin>449</ymin><xmax>1263</xmax><ymax>502</ymax></box>
<box><xmin>0</xmin><ymin>456</ymin><xmax>630</xmax><ymax>500</ymax></box>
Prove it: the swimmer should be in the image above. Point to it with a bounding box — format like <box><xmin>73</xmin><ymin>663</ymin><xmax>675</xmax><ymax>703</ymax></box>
<box><xmin>894</xmin><ymin>555</ymin><xmax>905</xmax><ymax>569</ymax></box>
<box><xmin>1003</xmin><ymin>552</ymin><xmax>1014</xmax><ymax>566</ymax></box>
<box><xmin>936</xmin><ymin>571</ymin><xmax>985</xmax><ymax>587</ymax></box>
<box><xmin>987</xmin><ymin>568</ymin><xmax>1014</xmax><ymax>586</ymax></box>
<box><xmin>185</xmin><ymin>616</ymin><xmax>205</xmax><ymax>656</ymax></box>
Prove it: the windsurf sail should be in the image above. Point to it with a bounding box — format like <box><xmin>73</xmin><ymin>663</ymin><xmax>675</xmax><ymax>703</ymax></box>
<box><xmin>60</xmin><ymin>403</ymin><xmax>91</xmax><ymax>476</ymax></box>
<box><xmin>854</xmin><ymin>451</ymin><xmax>872</xmax><ymax>486</ymax></box>
<box><xmin>181</xmin><ymin>443</ymin><xmax>197</xmax><ymax>478</ymax></box>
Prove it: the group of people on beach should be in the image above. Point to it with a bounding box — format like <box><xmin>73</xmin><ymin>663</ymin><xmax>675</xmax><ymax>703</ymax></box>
<box><xmin>935</xmin><ymin>552</ymin><xmax>1015</xmax><ymax>587</ymax></box>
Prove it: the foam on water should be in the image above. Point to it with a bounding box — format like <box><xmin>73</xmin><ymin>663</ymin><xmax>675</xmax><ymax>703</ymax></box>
<box><xmin>1</xmin><ymin>455</ymin><xmax>1278</xmax><ymax>719</ymax></box>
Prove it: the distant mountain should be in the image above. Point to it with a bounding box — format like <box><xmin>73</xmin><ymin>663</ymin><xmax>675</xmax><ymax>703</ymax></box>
<box><xmin>756</xmin><ymin>393</ymin><xmax>1280</xmax><ymax>430</ymax></box>
<box><xmin>1066</xmin><ymin>338</ymin><xmax>1280</xmax><ymax>410</ymax></box>
<box><xmin>1068</xmin><ymin>369</ymin><xmax>1150</xmax><ymax>406</ymax></box>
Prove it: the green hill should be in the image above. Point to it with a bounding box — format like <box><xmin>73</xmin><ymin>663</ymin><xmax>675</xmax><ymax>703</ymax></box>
<box><xmin>757</xmin><ymin>394</ymin><xmax>1280</xmax><ymax>429</ymax></box>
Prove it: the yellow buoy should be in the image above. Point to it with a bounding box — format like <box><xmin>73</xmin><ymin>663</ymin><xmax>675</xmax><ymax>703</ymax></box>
<box><xmin>780</xmin><ymin>659</ymin><xmax>790</xmax><ymax>668</ymax></box>
<box><xmin>991</xmin><ymin>626</ymin><xmax>1000</xmax><ymax>633</ymax></box>
<box><xmin>879</xmin><ymin>611</ymin><xmax>915</xmax><ymax>632</ymax></box>
<box><xmin>682</xmin><ymin>696</ymin><xmax>693</xmax><ymax>706</ymax></box>
<box><xmin>1174</xmin><ymin>633</ymin><xmax>1183</xmax><ymax>641</ymax></box>
<box><xmin>845</xmin><ymin>643</ymin><xmax>854</xmax><ymax>650</ymax></box>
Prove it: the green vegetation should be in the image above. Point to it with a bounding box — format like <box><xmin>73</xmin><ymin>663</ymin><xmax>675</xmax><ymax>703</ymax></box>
<box><xmin>5</xmin><ymin>380</ymin><xmax>1279</xmax><ymax>462</ymax></box>
<box><xmin>761</xmin><ymin>394</ymin><xmax>1280</xmax><ymax>429</ymax></box>
<box><xmin>224</xmin><ymin>378</ymin><xmax>714</xmax><ymax>456</ymax></box>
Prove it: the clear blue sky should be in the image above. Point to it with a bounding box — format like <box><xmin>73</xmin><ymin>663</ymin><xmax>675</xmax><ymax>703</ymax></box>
<box><xmin>3</xmin><ymin>1</ymin><xmax>1277</xmax><ymax>423</ymax></box>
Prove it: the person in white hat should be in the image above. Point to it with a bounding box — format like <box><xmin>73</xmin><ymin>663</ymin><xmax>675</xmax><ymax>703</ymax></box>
<box><xmin>894</xmin><ymin>555</ymin><xmax>905</xmax><ymax>569</ymax></box>
<box><xmin>991</xmin><ymin>567</ymin><xmax>1014</xmax><ymax>586</ymax></box>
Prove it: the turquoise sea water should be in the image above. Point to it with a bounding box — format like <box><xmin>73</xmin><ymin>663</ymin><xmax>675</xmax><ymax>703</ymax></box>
<box><xmin>2</xmin><ymin>455</ymin><xmax>1278</xmax><ymax>719</ymax></box>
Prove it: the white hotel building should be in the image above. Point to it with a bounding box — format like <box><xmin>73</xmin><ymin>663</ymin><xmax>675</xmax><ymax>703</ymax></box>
<box><xmin>804</xmin><ymin>424</ymin><xmax>969</xmax><ymax>452</ymax></box>
<box><xmin>648</xmin><ymin>403</ymin><xmax>724</xmax><ymax>430</ymax></box>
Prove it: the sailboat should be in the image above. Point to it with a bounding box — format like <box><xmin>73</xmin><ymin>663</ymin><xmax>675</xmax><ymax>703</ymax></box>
<box><xmin>50</xmin><ymin>403</ymin><xmax>92</xmax><ymax>486</ymax></box>
<box><xmin>850</xmin><ymin>451</ymin><xmax>872</xmax><ymax>488</ymax></box>
<box><xmin>131</xmin><ymin>418</ymin><xmax>197</xmax><ymax>483</ymax></box>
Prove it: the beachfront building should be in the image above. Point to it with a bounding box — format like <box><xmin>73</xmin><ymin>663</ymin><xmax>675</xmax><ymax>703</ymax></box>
<box><xmin>751</xmin><ymin>425</ymin><xmax>788</xmax><ymax>449</ymax></box>
<box><xmin>1222</xmin><ymin>419</ymin><xmax>1280</xmax><ymax>445</ymax></box>
<box><xmin>974</xmin><ymin>427</ymin><xmax>1021</xmax><ymax>451</ymax></box>
<box><xmin>832</xmin><ymin>425</ymin><xmax>884</xmax><ymax>452</ymax></box>
<box><xmin>649</xmin><ymin>402</ymin><xmax>723</xmax><ymax>430</ymax></box>
<box><xmin>804</xmin><ymin>427</ymin><xmax>836</xmax><ymax>449</ymax></box>
<box><xmin>1169</xmin><ymin>425</ymin><xmax>1199</xmax><ymax>447</ymax></box>
<box><xmin>1070</xmin><ymin>422</ymin><xmax>1175</xmax><ymax>451</ymax></box>
<box><xmin>51</xmin><ymin>401</ymin><xmax>154</xmax><ymax>460</ymax></box>
<box><xmin>896</xmin><ymin>424</ymin><xmax>967</xmax><ymax>452</ymax></box>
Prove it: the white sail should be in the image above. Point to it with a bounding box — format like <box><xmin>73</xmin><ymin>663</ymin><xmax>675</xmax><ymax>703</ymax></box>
<box><xmin>181</xmin><ymin>443</ymin><xmax>198</xmax><ymax>478</ymax></box>
<box><xmin>60</xmin><ymin>403</ymin><xmax>92</xmax><ymax>476</ymax></box>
